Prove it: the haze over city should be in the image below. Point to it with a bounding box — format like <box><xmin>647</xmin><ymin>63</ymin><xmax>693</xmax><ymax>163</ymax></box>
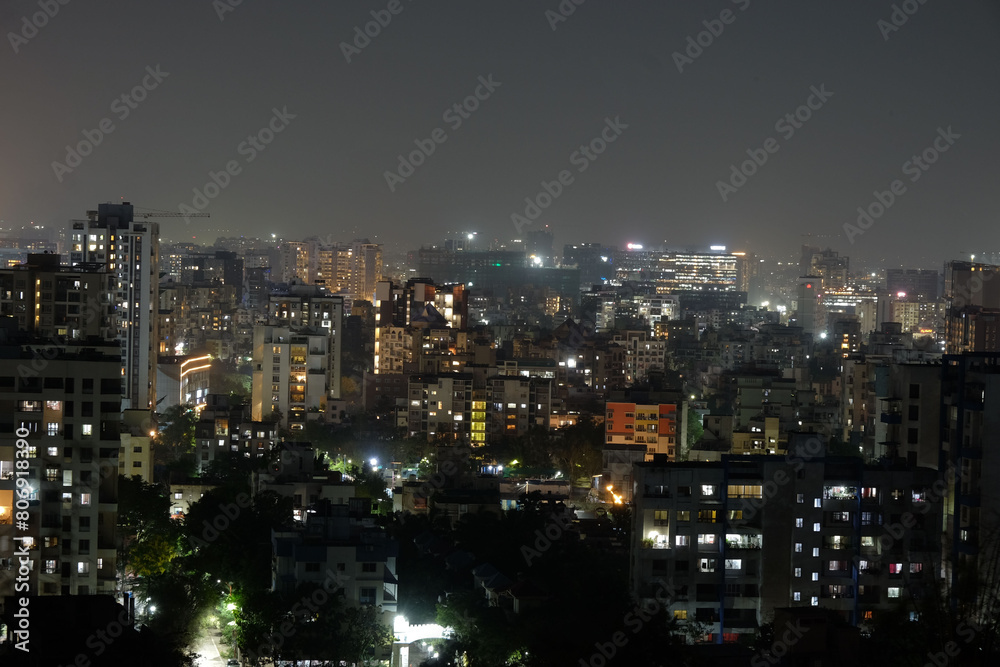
<box><xmin>1</xmin><ymin>0</ymin><xmax>998</xmax><ymax>265</ymax></box>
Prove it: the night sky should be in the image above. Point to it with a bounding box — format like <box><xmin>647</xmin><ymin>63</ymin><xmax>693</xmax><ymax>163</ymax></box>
<box><xmin>2</xmin><ymin>0</ymin><xmax>998</xmax><ymax>268</ymax></box>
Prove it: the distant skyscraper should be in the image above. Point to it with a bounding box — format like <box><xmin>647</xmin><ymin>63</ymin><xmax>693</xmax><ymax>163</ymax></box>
<box><xmin>795</xmin><ymin>276</ymin><xmax>823</xmax><ymax>337</ymax></box>
<box><xmin>886</xmin><ymin>269</ymin><xmax>940</xmax><ymax>300</ymax></box>
<box><xmin>70</xmin><ymin>203</ymin><xmax>159</xmax><ymax>410</ymax></box>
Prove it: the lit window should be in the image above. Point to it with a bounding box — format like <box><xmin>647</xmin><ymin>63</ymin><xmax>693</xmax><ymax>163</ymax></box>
<box><xmin>701</xmin><ymin>485</ymin><xmax>716</xmax><ymax>496</ymax></box>
<box><xmin>811</xmin><ymin>572</ymin><xmax>819</xmax><ymax>581</ymax></box>
<box><xmin>812</xmin><ymin>548</ymin><xmax>820</xmax><ymax>557</ymax></box>
<box><xmin>793</xmin><ymin>592</ymin><xmax>801</xmax><ymax>601</ymax></box>
<box><xmin>795</xmin><ymin>543</ymin><xmax>803</xmax><ymax>553</ymax></box>
<box><xmin>888</xmin><ymin>587</ymin><xmax>901</xmax><ymax>599</ymax></box>
<box><xmin>811</xmin><ymin>596</ymin><xmax>819</xmax><ymax>606</ymax></box>
<box><xmin>814</xmin><ymin>498</ymin><xmax>821</xmax><ymax>508</ymax></box>
<box><xmin>675</xmin><ymin>535</ymin><xmax>689</xmax><ymax>546</ymax></box>
<box><xmin>80</xmin><ymin>493</ymin><xmax>91</xmax><ymax>506</ymax></box>
<box><xmin>81</xmin><ymin>424</ymin><xmax>92</xmax><ymax>436</ymax></box>
<box><xmin>813</xmin><ymin>523</ymin><xmax>821</xmax><ymax>532</ymax></box>
<box><xmin>796</xmin><ymin>494</ymin><xmax>804</xmax><ymax>503</ymax></box>
<box><xmin>794</xmin><ymin>568</ymin><xmax>802</xmax><ymax>577</ymax></box>
<box><xmin>795</xmin><ymin>518</ymin><xmax>803</xmax><ymax>528</ymax></box>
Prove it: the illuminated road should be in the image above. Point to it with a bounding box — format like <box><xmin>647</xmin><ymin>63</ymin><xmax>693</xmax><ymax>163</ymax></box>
<box><xmin>192</xmin><ymin>627</ymin><xmax>225</xmax><ymax>667</ymax></box>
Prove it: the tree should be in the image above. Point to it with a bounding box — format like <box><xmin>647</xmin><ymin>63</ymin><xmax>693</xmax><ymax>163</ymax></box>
<box><xmin>339</xmin><ymin>606</ymin><xmax>395</xmax><ymax>665</ymax></box>
<box><xmin>118</xmin><ymin>475</ymin><xmax>181</xmax><ymax>580</ymax></box>
<box><xmin>683</xmin><ymin>407</ymin><xmax>704</xmax><ymax>461</ymax></box>
<box><xmin>552</xmin><ymin>417</ymin><xmax>603</xmax><ymax>487</ymax></box>
<box><xmin>118</xmin><ymin>476</ymin><xmax>172</xmax><ymax>534</ymax></box>
<box><xmin>130</xmin><ymin>533</ymin><xmax>180</xmax><ymax>577</ymax></box>
<box><xmin>154</xmin><ymin>404</ymin><xmax>199</xmax><ymax>482</ymax></box>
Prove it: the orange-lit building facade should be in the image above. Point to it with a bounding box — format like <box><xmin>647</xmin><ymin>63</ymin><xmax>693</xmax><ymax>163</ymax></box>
<box><xmin>605</xmin><ymin>402</ymin><xmax>679</xmax><ymax>461</ymax></box>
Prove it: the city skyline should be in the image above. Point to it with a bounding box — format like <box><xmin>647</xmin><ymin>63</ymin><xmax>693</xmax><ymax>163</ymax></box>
<box><xmin>1</xmin><ymin>1</ymin><xmax>998</xmax><ymax>268</ymax></box>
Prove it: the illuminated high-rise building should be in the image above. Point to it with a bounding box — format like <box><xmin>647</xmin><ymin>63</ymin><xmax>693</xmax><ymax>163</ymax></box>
<box><xmin>69</xmin><ymin>203</ymin><xmax>159</xmax><ymax>410</ymax></box>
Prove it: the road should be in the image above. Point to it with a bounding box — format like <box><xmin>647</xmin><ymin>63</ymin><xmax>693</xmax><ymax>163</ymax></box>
<box><xmin>192</xmin><ymin>626</ymin><xmax>226</xmax><ymax>667</ymax></box>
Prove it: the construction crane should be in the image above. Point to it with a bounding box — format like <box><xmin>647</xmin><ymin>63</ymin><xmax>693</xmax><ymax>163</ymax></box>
<box><xmin>133</xmin><ymin>206</ymin><xmax>209</xmax><ymax>220</ymax></box>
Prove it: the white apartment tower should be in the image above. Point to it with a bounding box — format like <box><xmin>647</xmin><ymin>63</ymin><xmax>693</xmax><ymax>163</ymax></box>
<box><xmin>69</xmin><ymin>203</ymin><xmax>159</xmax><ymax>410</ymax></box>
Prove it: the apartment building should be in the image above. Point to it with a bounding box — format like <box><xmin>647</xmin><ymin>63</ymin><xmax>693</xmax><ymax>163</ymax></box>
<box><xmin>195</xmin><ymin>394</ymin><xmax>278</xmax><ymax>473</ymax></box>
<box><xmin>118</xmin><ymin>409</ymin><xmax>154</xmax><ymax>483</ymax></box>
<box><xmin>0</xmin><ymin>339</ymin><xmax>122</xmax><ymax>602</ymax></box>
<box><xmin>605</xmin><ymin>401</ymin><xmax>680</xmax><ymax>460</ymax></box>
<box><xmin>271</xmin><ymin>499</ymin><xmax>398</xmax><ymax>616</ymax></box>
<box><xmin>939</xmin><ymin>353</ymin><xmax>1000</xmax><ymax>607</ymax></box>
<box><xmin>0</xmin><ymin>253</ymin><xmax>114</xmax><ymax>342</ymax></box>
<box><xmin>406</xmin><ymin>374</ymin><xmax>552</xmax><ymax>445</ymax></box>
<box><xmin>251</xmin><ymin>326</ymin><xmax>333</xmax><ymax>431</ymax></box>
<box><xmin>70</xmin><ymin>203</ymin><xmax>159</xmax><ymax>410</ymax></box>
<box><xmin>631</xmin><ymin>455</ymin><xmax>942</xmax><ymax>642</ymax></box>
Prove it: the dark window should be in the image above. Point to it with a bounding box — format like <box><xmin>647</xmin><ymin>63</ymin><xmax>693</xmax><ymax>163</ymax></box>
<box><xmin>909</xmin><ymin>384</ymin><xmax>920</xmax><ymax>399</ymax></box>
<box><xmin>305</xmin><ymin>562</ymin><xmax>320</xmax><ymax>572</ymax></box>
<box><xmin>100</xmin><ymin>379</ymin><xmax>119</xmax><ymax>395</ymax></box>
<box><xmin>907</xmin><ymin>428</ymin><xmax>918</xmax><ymax>444</ymax></box>
<box><xmin>82</xmin><ymin>403</ymin><xmax>94</xmax><ymax>417</ymax></box>
<box><xmin>65</xmin><ymin>378</ymin><xmax>74</xmax><ymax>393</ymax></box>
<box><xmin>362</xmin><ymin>562</ymin><xmax>377</xmax><ymax>573</ymax></box>
<box><xmin>82</xmin><ymin>379</ymin><xmax>93</xmax><ymax>394</ymax></box>
<box><xmin>908</xmin><ymin>405</ymin><xmax>919</xmax><ymax>421</ymax></box>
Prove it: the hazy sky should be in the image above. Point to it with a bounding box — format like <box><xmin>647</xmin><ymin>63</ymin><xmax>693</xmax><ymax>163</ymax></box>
<box><xmin>1</xmin><ymin>0</ymin><xmax>998</xmax><ymax>268</ymax></box>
